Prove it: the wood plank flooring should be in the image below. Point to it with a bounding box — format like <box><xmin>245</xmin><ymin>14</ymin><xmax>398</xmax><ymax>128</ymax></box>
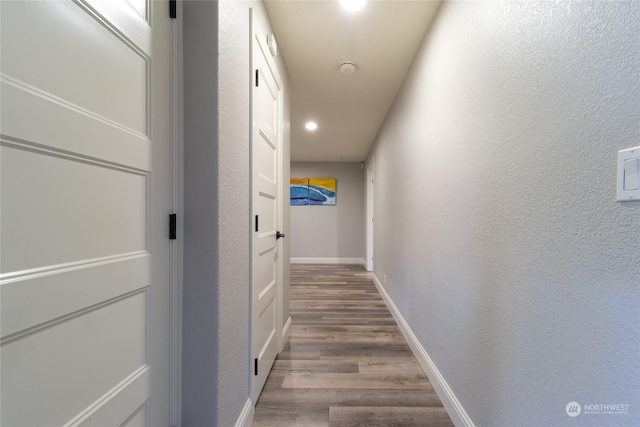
<box><xmin>252</xmin><ymin>264</ymin><xmax>454</xmax><ymax>427</ymax></box>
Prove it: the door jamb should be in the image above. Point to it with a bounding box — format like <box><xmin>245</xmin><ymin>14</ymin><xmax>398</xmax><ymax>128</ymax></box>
<box><xmin>276</xmin><ymin>87</ymin><xmax>285</xmax><ymax>352</ymax></box>
<box><xmin>169</xmin><ymin>2</ymin><xmax>184</xmax><ymax>425</ymax></box>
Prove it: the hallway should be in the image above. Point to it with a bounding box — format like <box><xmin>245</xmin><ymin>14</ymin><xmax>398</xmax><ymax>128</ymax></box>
<box><xmin>252</xmin><ymin>264</ymin><xmax>453</xmax><ymax>427</ymax></box>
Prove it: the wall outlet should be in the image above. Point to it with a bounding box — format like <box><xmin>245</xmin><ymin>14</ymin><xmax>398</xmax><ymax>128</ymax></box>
<box><xmin>383</xmin><ymin>274</ymin><xmax>387</xmax><ymax>284</ymax></box>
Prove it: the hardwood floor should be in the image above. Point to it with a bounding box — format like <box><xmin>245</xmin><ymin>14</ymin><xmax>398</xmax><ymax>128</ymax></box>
<box><xmin>252</xmin><ymin>264</ymin><xmax>453</xmax><ymax>427</ymax></box>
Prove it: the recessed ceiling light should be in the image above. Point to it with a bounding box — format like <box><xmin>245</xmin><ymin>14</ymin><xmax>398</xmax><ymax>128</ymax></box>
<box><xmin>305</xmin><ymin>121</ymin><xmax>318</xmax><ymax>131</ymax></box>
<box><xmin>340</xmin><ymin>0</ymin><xmax>367</xmax><ymax>12</ymax></box>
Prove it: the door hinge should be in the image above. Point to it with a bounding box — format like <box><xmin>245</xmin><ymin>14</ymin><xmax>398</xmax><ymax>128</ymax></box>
<box><xmin>169</xmin><ymin>0</ymin><xmax>177</xmax><ymax>19</ymax></box>
<box><xmin>255</xmin><ymin>215</ymin><xmax>259</xmax><ymax>232</ymax></box>
<box><xmin>254</xmin><ymin>358</ymin><xmax>258</xmax><ymax>376</ymax></box>
<box><xmin>169</xmin><ymin>214</ymin><xmax>177</xmax><ymax>239</ymax></box>
<box><xmin>255</xmin><ymin>69</ymin><xmax>259</xmax><ymax>87</ymax></box>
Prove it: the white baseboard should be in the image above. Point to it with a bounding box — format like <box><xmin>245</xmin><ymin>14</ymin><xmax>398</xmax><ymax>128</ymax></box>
<box><xmin>282</xmin><ymin>316</ymin><xmax>292</xmax><ymax>344</ymax></box>
<box><xmin>234</xmin><ymin>398</ymin><xmax>254</xmax><ymax>427</ymax></box>
<box><xmin>371</xmin><ymin>274</ymin><xmax>475</xmax><ymax>427</ymax></box>
<box><xmin>291</xmin><ymin>257</ymin><xmax>366</xmax><ymax>267</ymax></box>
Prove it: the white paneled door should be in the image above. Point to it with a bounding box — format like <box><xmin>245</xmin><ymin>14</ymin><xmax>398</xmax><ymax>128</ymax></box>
<box><xmin>366</xmin><ymin>161</ymin><xmax>374</xmax><ymax>272</ymax></box>
<box><xmin>1</xmin><ymin>1</ymin><xmax>173</xmax><ymax>426</ymax></box>
<box><xmin>250</xmin><ymin>11</ymin><xmax>283</xmax><ymax>402</ymax></box>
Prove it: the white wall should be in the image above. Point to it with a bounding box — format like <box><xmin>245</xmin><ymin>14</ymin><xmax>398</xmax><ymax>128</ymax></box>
<box><xmin>182</xmin><ymin>1</ymin><xmax>290</xmax><ymax>425</ymax></box>
<box><xmin>290</xmin><ymin>162</ymin><xmax>365</xmax><ymax>262</ymax></box>
<box><xmin>367</xmin><ymin>1</ymin><xmax>640</xmax><ymax>426</ymax></box>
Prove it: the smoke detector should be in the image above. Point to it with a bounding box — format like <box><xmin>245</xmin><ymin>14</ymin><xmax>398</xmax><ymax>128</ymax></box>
<box><xmin>339</xmin><ymin>61</ymin><xmax>357</xmax><ymax>74</ymax></box>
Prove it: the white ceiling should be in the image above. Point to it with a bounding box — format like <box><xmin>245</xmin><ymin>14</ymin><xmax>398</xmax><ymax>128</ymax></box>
<box><xmin>264</xmin><ymin>0</ymin><xmax>441</xmax><ymax>162</ymax></box>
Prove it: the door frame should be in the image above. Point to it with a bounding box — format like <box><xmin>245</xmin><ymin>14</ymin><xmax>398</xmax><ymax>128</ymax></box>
<box><xmin>366</xmin><ymin>158</ymin><xmax>375</xmax><ymax>272</ymax></box>
<box><xmin>276</xmin><ymin>80</ymin><xmax>286</xmax><ymax>353</ymax></box>
<box><xmin>169</xmin><ymin>1</ymin><xmax>183</xmax><ymax>425</ymax></box>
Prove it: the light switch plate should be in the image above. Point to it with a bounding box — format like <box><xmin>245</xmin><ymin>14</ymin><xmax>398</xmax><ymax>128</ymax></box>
<box><xmin>617</xmin><ymin>146</ymin><xmax>640</xmax><ymax>201</ymax></box>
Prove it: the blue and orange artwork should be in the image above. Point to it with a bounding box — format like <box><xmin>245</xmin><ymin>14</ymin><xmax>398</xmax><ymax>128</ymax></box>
<box><xmin>290</xmin><ymin>177</ymin><xmax>337</xmax><ymax>206</ymax></box>
<box><xmin>309</xmin><ymin>177</ymin><xmax>336</xmax><ymax>205</ymax></box>
<box><xmin>290</xmin><ymin>178</ymin><xmax>309</xmax><ymax>205</ymax></box>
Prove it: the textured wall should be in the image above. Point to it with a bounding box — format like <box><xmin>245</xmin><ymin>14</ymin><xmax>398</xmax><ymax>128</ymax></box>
<box><xmin>183</xmin><ymin>1</ymin><xmax>290</xmax><ymax>425</ymax></box>
<box><xmin>290</xmin><ymin>162</ymin><xmax>365</xmax><ymax>260</ymax></box>
<box><xmin>216</xmin><ymin>1</ymin><xmax>251</xmax><ymax>425</ymax></box>
<box><xmin>182</xmin><ymin>2</ymin><xmax>219</xmax><ymax>424</ymax></box>
<box><xmin>367</xmin><ymin>1</ymin><xmax>640</xmax><ymax>426</ymax></box>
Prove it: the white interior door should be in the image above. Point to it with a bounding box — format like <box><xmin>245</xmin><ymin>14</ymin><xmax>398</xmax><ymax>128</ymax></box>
<box><xmin>250</xmin><ymin>11</ymin><xmax>283</xmax><ymax>402</ymax></box>
<box><xmin>366</xmin><ymin>161</ymin><xmax>375</xmax><ymax>271</ymax></box>
<box><xmin>0</xmin><ymin>1</ymin><xmax>173</xmax><ymax>425</ymax></box>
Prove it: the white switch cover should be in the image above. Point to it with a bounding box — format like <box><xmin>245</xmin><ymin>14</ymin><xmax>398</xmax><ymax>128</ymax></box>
<box><xmin>617</xmin><ymin>146</ymin><xmax>640</xmax><ymax>201</ymax></box>
<box><xmin>624</xmin><ymin>158</ymin><xmax>639</xmax><ymax>190</ymax></box>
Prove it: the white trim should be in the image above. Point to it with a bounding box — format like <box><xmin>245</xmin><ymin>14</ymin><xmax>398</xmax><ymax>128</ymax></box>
<box><xmin>275</xmin><ymin>43</ymin><xmax>286</xmax><ymax>355</ymax></box>
<box><xmin>280</xmin><ymin>315</ymin><xmax>292</xmax><ymax>351</ymax></box>
<box><xmin>291</xmin><ymin>257</ymin><xmax>366</xmax><ymax>267</ymax></box>
<box><xmin>371</xmin><ymin>274</ymin><xmax>475</xmax><ymax>427</ymax></box>
<box><xmin>234</xmin><ymin>398</ymin><xmax>254</xmax><ymax>427</ymax></box>
<box><xmin>169</xmin><ymin>2</ymin><xmax>183</xmax><ymax>426</ymax></box>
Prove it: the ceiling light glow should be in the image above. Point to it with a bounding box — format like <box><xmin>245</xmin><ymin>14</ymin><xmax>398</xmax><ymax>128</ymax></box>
<box><xmin>340</xmin><ymin>0</ymin><xmax>367</xmax><ymax>12</ymax></box>
<box><xmin>305</xmin><ymin>121</ymin><xmax>318</xmax><ymax>131</ymax></box>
